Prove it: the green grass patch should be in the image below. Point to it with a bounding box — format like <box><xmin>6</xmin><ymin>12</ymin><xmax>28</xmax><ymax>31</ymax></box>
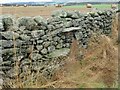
<box><xmin>91</xmin><ymin>56</ymin><xmax>98</xmax><ymax>61</ymax></box>
<box><xmin>118</xmin><ymin>4</ymin><xmax>120</xmax><ymax>9</ymax></box>
<box><xmin>64</xmin><ymin>4</ymin><xmax>112</xmax><ymax>9</ymax></box>
<box><xmin>90</xmin><ymin>83</ymin><xmax>107</xmax><ymax>88</ymax></box>
<box><xmin>93</xmin><ymin>4</ymin><xmax>111</xmax><ymax>9</ymax></box>
<box><xmin>79</xmin><ymin>83</ymin><xmax>87</xmax><ymax>88</ymax></box>
<box><xmin>64</xmin><ymin>4</ymin><xmax>85</xmax><ymax>8</ymax></box>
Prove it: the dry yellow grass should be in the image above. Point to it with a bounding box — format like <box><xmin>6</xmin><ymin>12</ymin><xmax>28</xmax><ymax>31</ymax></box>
<box><xmin>52</xmin><ymin>34</ymin><xmax>118</xmax><ymax>88</ymax></box>
<box><xmin>0</xmin><ymin>6</ymin><xmax>92</xmax><ymax>18</ymax></box>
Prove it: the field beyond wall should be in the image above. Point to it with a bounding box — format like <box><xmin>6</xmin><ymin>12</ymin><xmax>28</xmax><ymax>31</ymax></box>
<box><xmin>0</xmin><ymin>4</ymin><xmax>117</xmax><ymax>18</ymax></box>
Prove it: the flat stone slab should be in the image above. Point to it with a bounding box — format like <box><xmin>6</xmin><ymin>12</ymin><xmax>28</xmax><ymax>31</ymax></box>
<box><xmin>48</xmin><ymin>48</ymin><xmax>70</xmax><ymax>58</ymax></box>
<box><xmin>62</xmin><ymin>27</ymin><xmax>81</xmax><ymax>33</ymax></box>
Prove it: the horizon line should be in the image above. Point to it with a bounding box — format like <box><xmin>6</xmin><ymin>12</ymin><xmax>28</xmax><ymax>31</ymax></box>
<box><xmin>0</xmin><ymin>1</ymin><xmax>119</xmax><ymax>4</ymax></box>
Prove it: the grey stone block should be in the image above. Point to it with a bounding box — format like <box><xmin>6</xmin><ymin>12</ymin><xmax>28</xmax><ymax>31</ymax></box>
<box><xmin>36</xmin><ymin>45</ymin><xmax>43</xmax><ymax>51</ymax></box>
<box><xmin>47</xmin><ymin>45</ymin><xmax>55</xmax><ymax>53</ymax></box>
<box><xmin>31</xmin><ymin>53</ymin><xmax>42</xmax><ymax>61</ymax></box>
<box><xmin>1</xmin><ymin>31</ymin><xmax>19</xmax><ymax>40</ymax></box>
<box><xmin>41</xmin><ymin>48</ymin><xmax>48</xmax><ymax>55</ymax></box>
<box><xmin>20</xmin><ymin>34</ymin><xmax>31</xmax><ymax>41</ymax></box>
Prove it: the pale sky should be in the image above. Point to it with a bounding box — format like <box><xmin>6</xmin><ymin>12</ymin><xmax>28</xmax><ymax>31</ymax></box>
<box><xmin>0</xmin><ymin>0</ymin><xmax>53</xmax><ymax>3</ymax></box>
<box><xmin>0</xmin><ymin>0</ymin><xmax>119</xmax><ymax>3</ymax></box>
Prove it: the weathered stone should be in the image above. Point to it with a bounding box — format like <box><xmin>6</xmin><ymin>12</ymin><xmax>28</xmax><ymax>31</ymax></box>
<box><xmin>43</xmin><ymin>42</ymin><xmax>51</xmax><ymax>48</ymax></box>
<box><xmin>62</xmin><ymin>27</ymin><xmax>81</xmax><ymax>33</ymax></box>
<box><xmin>15</xmin><ymin>40</ymin><xmax>24</xmax><ymax>47</ymax></box>
<box><xmin>48</xmin><ymin>48</ymin><xmax>70</xmax><ymax>58</ymax></box>
<box><xmin>20</xmin><ymin>59</ymin><xmax>30</xmax><ymax>66</ymax></box>
<box><xmin>2</xmin><ymin>48</ymin><xmax>19</xmax><ymax>55</ymax></box>
<box><xmin>53</xmin><ymin>36</ymin><xmax>60</xmax><ymax>42</ymax></box>
<box><xmin>41</xmin><ymin>48</ymin><xmax>48</xmax><ymax>55</ymax></box>
<box><xmin>64</xmin><ymin>21</ymin><xmax>73</xmax><ymax>28</ymax></box>
<box><xmin>47</xmin><ymin>29</ymin><xmax>63</xmax><ymax>36</ymax></box>
<box><xmin>0</xmin><ymin>22</ymin><xmax>4</xmax><ymax>31</ymax></box>
<box><xmin>0</xmin><ymin>40</ymin><xmax>13</xmax><ymax>48</ymax></box>
<box><xmin>20</xmin><ymin>34</ymin><xmax>31</xmax><ymax>41</ymax></box>
<box><xmin>61</xmin><ymin>35</ymin><xmax>65</xmax><ymax>40</ymax></box>
<box><xmin>97</xmin><ymin>11</ymin><xmax>104</xmax><ymax>15</ymax></box>
<box><xmin>65</xmin><ymin>18</ymin><xmax>72</xmax><ymax>21</ymax></box>
<box><xmin>47</xmin><ymin>45</ymin><xmax>55</xmax><ymax>52</ymax></box>
<box><xmin>40</xmin><ymin>26</ymin><xmax>47</xmax><ymax>30</ymax></box>
<box><xmin>41</xmin><ymin>35</ymin><xmax>48</xmax><ymax>40</ymax></box>
<box><xmin>72</xmin><ymin>20</ymin><xmax>80</xmax><ymax>27</ymax></box>
<box><xmin>59</xmin><ymin>39</ymin><xmax>63</xmax><ymax>43</ymax></box>
<box><xmin>21</xmin><ymin>65</ymin><xmax>30</xmax><ymax>74</ymax></box>
<box><xmin>54</xmin><ymin>23</ymin><xmax>63</xmax><ymax>29</ymax></box>
<box><xmin>6</xmin><ymin>68</ymin><xmax>17</xmax><ymax>78</ymax></box>
<box><xmin>1</xmin><ymin>31</ymin><xmax>19</xmax><ymax>40</ymax></box>
<box><xmin>33</xmin><ymin>16</ymin><xmax>47</xmax><ymax>25</ymax></box>
<box><xmin>36</xmin><ymin>45</ymin><xmax>43</xmax><ymax>51</ymax></box>
<box><xmin>18</xmin><ymin>17</ymin><xmax>37</xmax><ymax>30</ymax></box>
<box><xmin>82</xmin><ymin>44</ymin><xmax>88</xmax><ymax>49</ymax></box>
<box><xmin>65</xmin><ymin>43</ymin><xmax>70</xmax><ymax>48</ymax></box>
<box><xmin>1</xmin><ymin>61</ymin><xmax>11</xmax><ymax>66</ymax></box>
<box><xmin>75</xmin><ymin>32</ymin><xmax>80</xmax><ymax>40</ymax></box>
<box><xmin>2</xmin><ymin>16</ymin><xmax>14</xmax><ymax>30</ymax></box>
<box><xmin>47</xmin><ymin>36</ymin><xmax>52</xmax><ymax>41</ymax></box>
<box><xmin>52</xmin><ymin>10</ymin><xmax>68</xmax><ymax>18</ymax></box>
<box><xmin>31</xmin><ymin>30</ymin><xmax>45</xmax><ymax>38</ymax></box>
<box><xmin>31</xmin><ymin>53</ymin><xmax>42</xmax><ymax>61</ymax></box>
<box><xmin>47</xmin><ymin>16</ymin><xmax>62</xmax><ymax>23</ymax></box>
<box><xmin>52</xmin><ymin>41</ymin><xmax>58</xmax><ymax>46</ymax></box>
<box><xmin>71</xmin><ymin>12</ymin><xmax>79</xmax><ymax>19</ymax></box>
<box><xmin>47</xmin><ymin>25</ymin><xmax>54</xmax><ymax>31</ymax></box>
<box><xmin>37</xmin><ymin>40</ymin><xmax>44</xmax><ymax>44</ymax></box>
<box><xmin>88</xmin><ymin>17</ymin><xmax>94</xmax><ymax>21</ymax></box>
<box><xmin>56</xmin><ymin>43</ymin><xmax>63</xmax><ymax>49</ymax></box>
<box><xmin>94</xmin><ymin>17</ymin><xmax>101</xmax><ymax>21</ymax></box>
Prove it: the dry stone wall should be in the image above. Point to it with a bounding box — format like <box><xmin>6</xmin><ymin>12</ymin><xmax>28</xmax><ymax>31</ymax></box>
<box><xmin>0</xmin><ymin>10</ymin><xmax>114</xmax><ymax>81</ymax></box>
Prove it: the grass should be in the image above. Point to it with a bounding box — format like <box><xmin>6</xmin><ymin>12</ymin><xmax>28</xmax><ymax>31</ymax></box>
<box><xmin>64</xmin><ymin>4</ymin><xmax>85</xmax><ymax>8</ymax></box>
<box><xmin>91</xmin><ymin>56</ymin><xmax>98</xmax><ymax>61</ymax></box>
<box><xmin>79</xmin><ymin>83</ymin><xmax>86</xmax><ymax>88</ymax></box>
<box><xmin>64</xmin><ymin>4</ymin><xmax>113</xmax><ymax>9</ymax></box>
<box><xmin>93</xmin><ymin>4</ymin><xmax>111</xmax><ymax>9</ymax></box>
<box><xmin>13</xmin><ymin>31</ymin><xmax>21</xmax><ymax>88</ymax></box>
<box><xmin>90</xmin><ymin>83</ymin><xmax>107</xmax><ymax>88</ymax></box>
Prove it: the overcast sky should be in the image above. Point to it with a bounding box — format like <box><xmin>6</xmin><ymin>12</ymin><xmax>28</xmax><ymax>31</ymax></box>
<box><xmin>0</xmin><ymin>0</ymin><xmax>119</xmax><ymax>3</ymax></box>
<box><xmin>53</xmin><ymin>0</ymin><xmax>119</xmax><ymax>2</ymax></box>
<box><xmin>0</xmin><ymin>0</ymin><xmax>52</xmax><ymax>3</ymax></box>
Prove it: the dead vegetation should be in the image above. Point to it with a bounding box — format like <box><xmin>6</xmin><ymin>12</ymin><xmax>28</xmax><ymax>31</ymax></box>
<box><xmin>51</xmin><ymin>33</ymin><xmax>118</xmax><ymax>88</ymax></box>
<box><xmin>0</xmin><ymin>6</ymin><xmax>92</xmax><ymax>18</ymax></box>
